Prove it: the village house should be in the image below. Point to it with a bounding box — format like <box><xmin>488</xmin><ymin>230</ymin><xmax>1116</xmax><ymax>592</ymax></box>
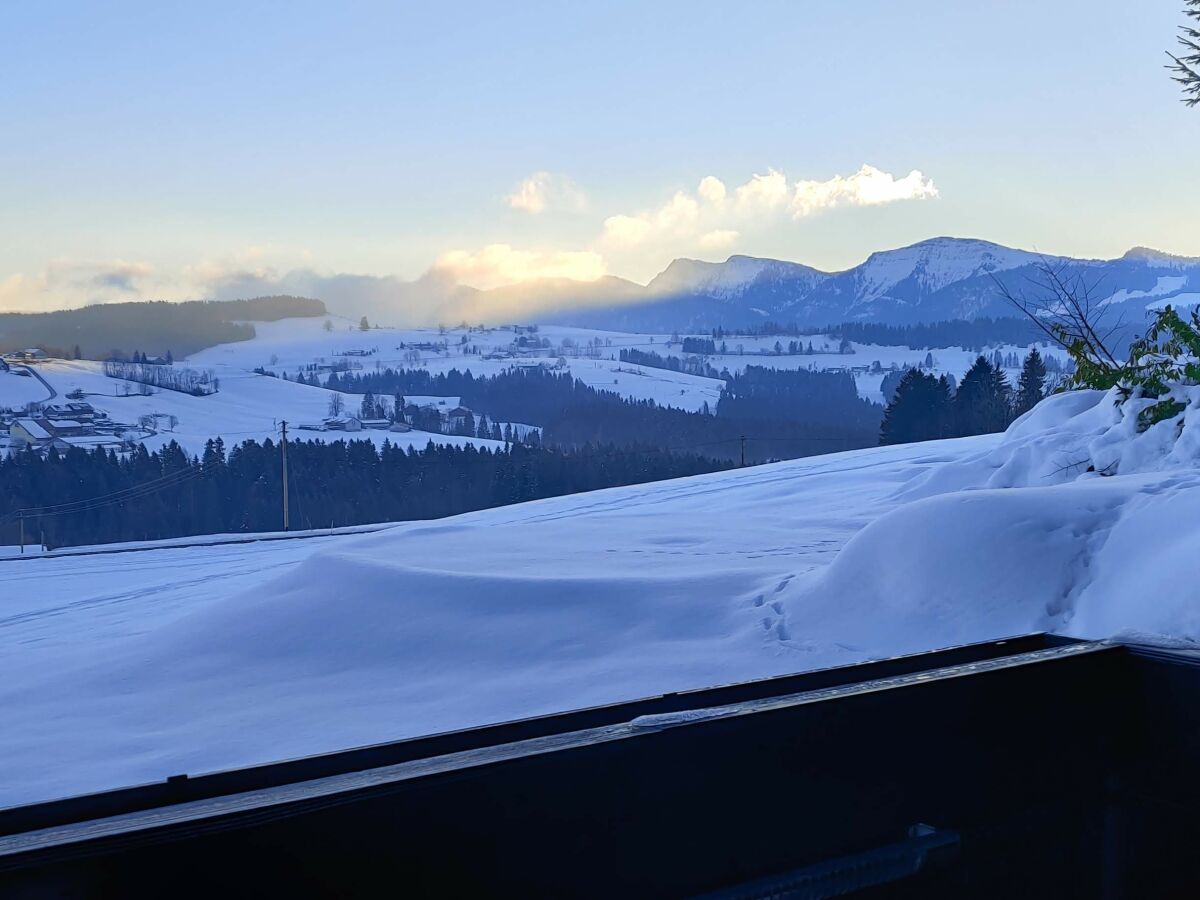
<box><xmin>10</xmin><ymin>418</ymin><xmax>52</xmax><ymax>448</ymax></box>
<box><xmin>323</xmin><ymin>416</ymin><xmax>363</xmax><ymax>432</ymax></box>
<box><xmin>446</xmin><ymin>406</ymin><xmax>474</xmax><ymax>430</ymax></box>
<box><xmin>44</xmin><ymin>419</ymin><xmax>94</xmax><ymax>438</ymax></box>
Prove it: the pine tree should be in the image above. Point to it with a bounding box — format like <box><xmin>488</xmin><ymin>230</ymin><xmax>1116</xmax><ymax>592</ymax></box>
<box><xmin>359</xmin><ymin>316</ymin><xmax>370</xmax><ymax>332</ymax></box>
<box><xmin>953</xmin><ymin>356</ymin><xmax>1013</xmax><ymax>437</ymax></box>
<box><xmin>880</xmin><ymin>369</ymin><xmax>951</xmax><ymax>446</ymax></box>
<box><xmin>1169</xmin><ymin>0</ymin><xmax>1200</xmax><ymax>105</ymax></box>
<box><xmin>1014</xmin><ymin>348</ymin><xmax>1048</xmax><ymax>417</ymax></box>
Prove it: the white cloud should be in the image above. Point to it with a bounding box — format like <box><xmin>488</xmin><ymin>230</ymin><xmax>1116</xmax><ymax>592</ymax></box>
<box><xmin>734</xmin><ymin>169</ymin><xmax>790</xmax><ymax>212</ymax></box>
<box><xmin>791</xmin><ymin>165</ymin><xmax>939</xmax><ymax>218</ymax></box>
<box><xmin>597</xmin><ymin>164</ymin><xmax>939</xmax><ymax>265</ymax></box>
<box><xmin>601</xmin><ymin>190</ymin><xmax>699</xmax><ymax>247</ymax></box>
<box><xmin>699</xmin><ymin>229</ymin><xmax>739</xmax><ymax>250</ymax></box>
<box><xmin>433</xmin><ymin>243</ymin><xmax>606</xmax><ymax>290</ymax></box>
<box><xmin>506</xmin><ymin>171</ymin><xmax>588</xmax><ymax>214</ymax></box>
<box><xmin>697</xmin><ymin>175</ymin><xmax>727</xmax><ymax>207</ymax></box>
<box><xmin>602</xmin><ymin>214</ymin><xmax>653</xmax><ymax>245</ymax></box>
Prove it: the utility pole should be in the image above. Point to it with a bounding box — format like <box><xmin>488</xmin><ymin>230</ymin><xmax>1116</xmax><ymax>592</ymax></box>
<box><xmin>280</xmin><ymin>420</ymin><xmax>290</xmax><ymax>532</ymax></box>
<box><xmin>18</xmin><ymin>515</ymin><xmax>24</xmax><ymax>555</ymax></box>
<box><xmin>740</xmin><ymin>435</ymin><xmax>746</xmax><ymax>468</ymax></box>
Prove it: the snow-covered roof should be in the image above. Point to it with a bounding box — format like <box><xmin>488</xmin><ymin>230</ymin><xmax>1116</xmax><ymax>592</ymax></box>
<box><xmin>13</xmin><ymin>419</ymin><xmax>50</xmax><ymax>440</ymax></box>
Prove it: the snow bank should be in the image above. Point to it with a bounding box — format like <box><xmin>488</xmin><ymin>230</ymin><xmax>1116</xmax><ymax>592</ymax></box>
<box><xmin>903</xmin><ymin>386</ymin><xmax>1200</xmax><ymax>497</ymax></box>
<box><xmin>3</xmin><ymin>443</ymin><xmax>954</xmax><ymax>805</ymax></box>
<box><xmin>781</xmin><ymin>388</ymin><xmax>1200</xmax><ymax>657</ymax></box>
<box><xmin>7</xmin><ymin>388</ymin><xmax>1200</xmax><ymax>806</ymax></box>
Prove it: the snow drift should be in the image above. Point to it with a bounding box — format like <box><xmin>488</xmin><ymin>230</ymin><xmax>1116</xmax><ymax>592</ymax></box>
<box><xmin>5</xmin><ymin>387</ymin><xmax>1200</xmax><ymax>805</ymax></box>
<box><xmin>786</xmin><ymin>388</ymin><xmax>1200</xmax><ymax>656</ymax></box>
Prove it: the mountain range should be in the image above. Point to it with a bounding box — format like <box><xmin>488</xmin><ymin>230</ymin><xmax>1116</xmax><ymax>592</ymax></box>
<box><xmin>215</xmin><ymin>237</ymin><xmax>1200</xmax><ymax>332</ymax></box>
<box><xmin>528</xmin><ymin>237</ymin><xmax>1200</xmax><ymax>332</ymax></box>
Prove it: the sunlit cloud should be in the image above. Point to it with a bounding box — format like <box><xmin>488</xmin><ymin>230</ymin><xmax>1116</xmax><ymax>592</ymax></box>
<box><xmin>601</xmin><ymin>191</ymin><xmax>699</xmax><ymax>247</ymax></box>
<box><xmin>433</xmin><ymin>243</ymin><xmax>606</xmax><ymax>290</ymax></box>
<box><xmin>734</xmin><ymin>169</ymin><xmax>790</xmax><ymax>212</ymax></box>
<box><xmin>506</xmin><ymin>171</ymin><xmax>588</xmax><ymax>214</ymax></box>
<box><xmin>596</xmin><ymin>164</ymin><xmax>938</xmax><ymax>271</ymax></box>
<box><xmin>791</xmin><ymin>165</ymin><xmax>938</xmax><ymax>218</ymax></box>
<box><xmin>697</xmin><ymin>175</ymin><xmax>727</xmax><ymax>207</ymax></box>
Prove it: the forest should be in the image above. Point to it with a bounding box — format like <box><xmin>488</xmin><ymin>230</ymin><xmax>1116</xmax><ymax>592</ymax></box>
<box><xmin>0</xmin><ymin>295</ymin><xmax>325</xmax><ymax>360</ymax></box>
<box><xmin>0</xmin><ymin>439</ymin><xmax>729</xmax><ymax>549</ymax></box>
<box><xmin>317</xmin><ymin>366</ymin><xmax>884</xmax><ymax>463</ymax></box>
<box><xmin>880</xmin><ymin>350</ymin><xmax>1049</xmax><ymax>445</ymax></box>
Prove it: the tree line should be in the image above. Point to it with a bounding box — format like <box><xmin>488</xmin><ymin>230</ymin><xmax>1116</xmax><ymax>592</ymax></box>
<box><xmin>0</xmin><ymin>295</ymin><xmax>325</xmax><ymax>360</ymax></box>
<box><xmin>317</xmin><ymin>366</ymin><xmax>883</xmax><ymax>463</ymax></box>
<box><xmin>0</xmin><ymin>438</ymin><xmax>730</xmax><ymax>550</ymax></box>
<box><xmin>880</xmin><ymin>349</ymin><xmax>1048</xmax><ymax>445</ymax></box>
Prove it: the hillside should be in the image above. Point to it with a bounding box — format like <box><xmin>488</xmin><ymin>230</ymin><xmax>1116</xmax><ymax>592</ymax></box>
<box><xmin>3</xmin><ymin>386</ymin><xmax>1199</xmax><ymax>805</ymax></box>
<box><xmin>0</xmin><ymin>296</ymin><xmax>326</xmax><ymax>359</ymax></box>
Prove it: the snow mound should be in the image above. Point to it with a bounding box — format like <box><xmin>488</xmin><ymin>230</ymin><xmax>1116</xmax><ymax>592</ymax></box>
<box><xmin>903</xmin><ymin>386</ymin><xmax>1200</xmax><ymax>499</ymax></box>
<box><xmin>782</xmin><ymin>388</ymin><xmax>1200</xmax><ymax>655</ymax></box>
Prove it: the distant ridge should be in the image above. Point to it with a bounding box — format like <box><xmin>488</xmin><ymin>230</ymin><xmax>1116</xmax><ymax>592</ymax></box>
<box><xmin>526</xmin><ymin>236</ymin><xmax>1200</xmax><ymax>331</ymax></box>
<box><xmin>208</xmin><ymin>238</ymin><xmax>1200</xmax><ymax>333</ymax></box>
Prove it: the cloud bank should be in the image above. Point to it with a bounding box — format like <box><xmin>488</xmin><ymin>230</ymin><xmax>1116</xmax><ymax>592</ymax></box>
<box><xmin>601</xmin><ymin>164</ymin><xmax>939</xmax><ymax>252</ymax></box>
<box><xmin>432</xmin><ymin>244</ymin><xmax>606</xmax><ymax>291</ymax></box>
<box><xmin>0</xmin><ymin>164</ymin><xmax>938</xmax><ymax>315</ymax></box>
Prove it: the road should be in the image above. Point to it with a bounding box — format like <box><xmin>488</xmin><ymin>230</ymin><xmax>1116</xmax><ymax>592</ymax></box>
<box><xmin>19</xmin><ymin>365</ymin><xmax>57</xmax><ymax>402</ymax></box>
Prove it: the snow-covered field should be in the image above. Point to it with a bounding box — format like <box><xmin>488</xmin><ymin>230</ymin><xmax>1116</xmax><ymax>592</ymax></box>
<box><xmin>0</xmin><ymin>318</ymin><xmax>1069</xmax><ymax>457</ymax></box>
<box><xmin>3</xmin><ymin>359</ymin><xmax>504</xmax><ymax>457</ymax></box>
<box><xmin>4</xmin><ymin>386</ymin><xmax>1199</xmax><ymax>807</ymax></box>
<box><xmin>191</xmin><ymin>316</ymin><xmax>1069</xmax><ymax>408</ymax></box>
<box><xmin>190</xmin><ymin>318</ymin><xmax>729</xmax><ymax>412</ymax></box>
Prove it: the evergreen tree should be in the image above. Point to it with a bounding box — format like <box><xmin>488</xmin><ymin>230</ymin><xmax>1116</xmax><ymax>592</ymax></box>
<box><xmin>360</xmin><ymin>391</ymin><xmax>376</xmax><ymax>420</ymax></box>
<box><xmin>1014</xmin><ymin>348</ymin><xmax>1048</xmax><ymax>417</ymax></box>
<box><xmin>880</xmin><ymin>370</ymin><xmax>951</xmax><ymax>445</ymax></box>
<box><xmin>1169</xmin><ymin>0</ymin><xmax>1200</xmax><ymax>105</ymax></box>
<box><xmin>953</xmin><ymin>356</ymin><xmax>1012</xmax><ymax>437</ymax></box>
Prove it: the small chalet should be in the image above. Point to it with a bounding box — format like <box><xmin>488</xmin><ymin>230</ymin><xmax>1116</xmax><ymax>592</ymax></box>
<box><xmin>10</xmin><ymin>418</ymin><xmax>51</xmax><ymax>447</ymax></box>
<box><xmin>447</xmin><ymin>406</ymin><xmax>474</xmax><ymax>429</ymax></box>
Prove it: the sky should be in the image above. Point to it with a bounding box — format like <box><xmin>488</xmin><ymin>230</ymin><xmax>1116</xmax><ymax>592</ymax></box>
<box><xmin>1</xmin><ymin>0</ymin><xmax>1197</xmax><ymax>313</ymax></box>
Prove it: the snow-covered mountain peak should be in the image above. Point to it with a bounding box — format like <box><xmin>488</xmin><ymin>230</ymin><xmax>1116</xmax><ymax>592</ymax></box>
<box><xmin>1122</xmin><ymin>246</ymin><xmax>1200</xmax><ymax>267</ymax></box>
<box><xmin>647</xmin><ymin>255</ymin><xmax>825</xmax><ymax>300</ymax></box>
<box><xmin>853</xmin><ymin>237</ymin><xmax>1044</xmax><ymax>302</ymax></box>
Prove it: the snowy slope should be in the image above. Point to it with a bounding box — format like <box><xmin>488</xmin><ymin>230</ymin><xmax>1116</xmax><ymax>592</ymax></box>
<box><xmin>646</xmin><ymin>255</ymin><xmax>827</xmax><ymax>301</ymax></box>
<box><xmin>0</xmin><ymin>438</ymin><xmax>974</xmax><ymax>804</ymax></box>
<box><xmin>189</xmin><ymin>318</ymin><xmax>727</xmax><ymax>413</ymax></box>
<box><xmin>26</xmin><ymin>359</ymin><xmax>502</xmax><ymax>456</ymax></box>
<box><xmin>6</xmin><ymin>387</ymin><xmax>1200</xmax><ymax>806</ymax></box>
<box><xmin>188</xmin><ymin>316</ymin><xmax>1068</xmax><ymax>406</ymax></box>
<box><xmin>848</xmin><ymin>237</ymin><xmax>1046</xmax><ymax>304</ymax></box>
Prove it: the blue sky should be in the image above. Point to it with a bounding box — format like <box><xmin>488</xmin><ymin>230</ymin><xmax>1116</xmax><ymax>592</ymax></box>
<box><xmin>1</xmin><ymin>0</ymin><xmax>1196</xmax><ymax>310</ymax></box>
